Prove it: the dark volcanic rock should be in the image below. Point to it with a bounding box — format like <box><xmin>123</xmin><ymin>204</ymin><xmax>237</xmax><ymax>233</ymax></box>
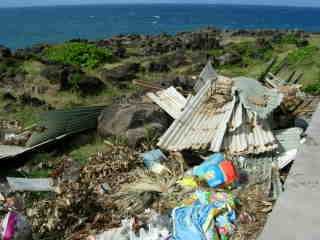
<box><xmin>170</xmin><ymin>51</ymin><xmax>187</xmax><ymax>68</ymax></box>
<box><xmin>14</xmin><ymin>44</ymin><xmax>48</xmax><ymax>59</ymax></box>
<box><xmin>296</xmin><ymin>39</ymin><xmax>309</xmax><ymax>48</ymax></box>
<box><xmin>13</xmin><ymin>73</ymin><xmax>25</xmax><ymax>84</ymax></box>
<box><xmin>147</xmin><ymin>59</ymin><xmax>170</xmax><ymax>72</ymax></box>
<box><xmin>113</xmin><ymin>47</ymin><xmax>127</xmax><ymax>58</ymax></box>
<box><xmin>41</xmin><ymin>64</ymin><xmax>82</xmax><ymax>90</ymax></box>
<box><xmin>217</xmin><ymin>52</ymin><xmax>242</xmax><ymax>66</ymax></box>
<box><xmin>97</xmin><ymin>103</ymin><xmax>171</xmax><ymax>147</ymax></box>
<box><xmin>19</xmin><ymin>93</ymin><xmax>46</xmax><ymax>107</ymax></box>
<box><xmin>0</xmin><ymin>45</ymin><xmax>11</xmax><ymax>59</ymax></box>
<box><xmin>2</xmin><ymin>92</ymin><xmax>17</xmax><ymax>101</ymax></box>
<box><xmin>100</xmin><ymin>63</ymin><xmax>140</xmax><ymax>82</ymax></box>
<box><xmin>76</xmin><ymin>76</ymin><xmax>106</xmax><ymax>96</ymax></box>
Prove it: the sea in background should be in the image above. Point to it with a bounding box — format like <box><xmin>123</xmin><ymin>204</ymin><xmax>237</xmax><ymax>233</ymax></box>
<box><xmin>1</xmin><ymin>4</ymin><xmax>320</xmax><ymax>49</ymax></box>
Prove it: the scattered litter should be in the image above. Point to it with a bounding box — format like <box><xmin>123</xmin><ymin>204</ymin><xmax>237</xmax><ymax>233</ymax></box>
<box><xmin>142</xmin><ymin>149</ymin><xmax>170</xmax><ymax>174</ymax></box>
<box><xmin>90</xmin><ymin>210</ymin><xmax>171</xmax><ymax>240</ymax></box>
<box><xmin>0</xmin><ymin>212</ymin><xmax>32</xmax><ymax>240</ymax></box>
<box><xmin>193</xmin><ymin>153</ymin><xmax>238</xmax><ymax>188</ymax></box>
<box><xmin>173</xmin><ymin>190</ymin><xmax>236</xmax><ymax>240</ymax></box>
<box><xmin>7</xmin><ymin>178</ymin><xmax>59</xmax><ymax>193</ymax></box>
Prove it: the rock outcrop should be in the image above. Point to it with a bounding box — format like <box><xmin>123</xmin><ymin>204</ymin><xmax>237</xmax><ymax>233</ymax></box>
<box><xmin>97</xmin><ymin>103</ymin><xmax>171</xmax><ymax>147</ymax></box>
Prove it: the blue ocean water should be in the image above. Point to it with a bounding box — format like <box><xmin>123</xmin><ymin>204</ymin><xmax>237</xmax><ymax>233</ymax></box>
<box><xmin>0</xmin><ymin>4</ymin><xmax>320</xmax><ymax>49</ymax></box>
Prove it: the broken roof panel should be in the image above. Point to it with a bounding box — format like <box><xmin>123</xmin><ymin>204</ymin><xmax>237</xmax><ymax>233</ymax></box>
<box><xmin>222</xmin><ymin>99</ymin><xmax>278</xmax><ymax>155</ymax></box>
<box><xmin>0</xmin><ymin>145</ymin><xmax>26</xmax><ymax>159</ymax></box>
<box><xmin>158</xmin><ymin>78</ymin><xmax>236</xmax><ymax>151</ymax></box>
<box><xmin>147</xmin><ymin>86</ymin><xmax>188</xmax><ymax>119</ymax></box>
<box><xmin>274</xmin><ymin>127</ymin><xmax>303</xmax><ymax>153</ymax></box>
<box><xmin>26</xmin><ymin>106</ymin><xmax>105</xmax><ymax>147</ymax></box>
<box><xmin>233</xmin><ymin>77</ymin><xmax>283</xmax><ymax>119</ymax></box>
<box><xmin>274</xmin><ymin>127</ymin><xmax>303</xmax><ymax>169</ymax></box>
<box><xmin>223</xmin><ymin>111</ymin><xmax>278</xmax><ymax>155</ymax></box>
<box><xmin>194</xmin><ymin>60</ymin><xmax>218</xmax><ymax>92</ymax></box>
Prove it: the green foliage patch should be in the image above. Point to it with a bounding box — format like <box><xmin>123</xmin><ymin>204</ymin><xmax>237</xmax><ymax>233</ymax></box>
<box><xmin>304</xmin><ymin>72</ymin><xmax>320</xmax><ymax>95</ymax></box>
<box><xmin>287</xmin><ymin>45</ymin><xmax>319</xmax><ymax>66</ymax></box>
<box><xmin>43</xmin><ymin>42</ymin><xmax>113</xmax><ymax>69</ymax></box>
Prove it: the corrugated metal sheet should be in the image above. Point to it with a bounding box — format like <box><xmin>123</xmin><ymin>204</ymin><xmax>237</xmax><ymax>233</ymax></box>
<box><xmin>194</xmin><ymin>60</ymin><xmax>218</xmax><ymax>92</ymax></box>
<box><xmin>222</xmin><ymin>98</ymin><xmax>278</xmax><ymax>155</ymax></box>
<box><xmin>147</xmin><ymin>87</ymin><xmax>187</xmax><ymax>119</ymax></box>
<box><xmin>27</xmin><ymin>106</ymin><xmax>105</xmax><ymax>147</ymax></box>
<box><xmin>274</xmin><ymin>127</ymin><xmax>303</xmax><ymax>152</ymax></box>
<box><xmin>158</xmin><ymin>78</ymin><xmax>236</xmax><ymax>151</ymax></box>
<box><xmin>274</xmin><ymin>127</ymin><xmax>303</xmax><ymax>169</ymax></box>
<box><xmin>1</xmin><ymin>106</ymin><xmax>106</xmax><ymax>160</ymax></box>
<box><xmin>233</xmin><ymin>77</ymin><xmax>283</xmax><ymax>119</ymax></box>
<box><xmin>158</xmin><ymin>77</ymin><xmax>279</xmax><ymax>154</ymax></box>
<box><xmin>0</xmin><ymin>145</ymin><xmax>26</xmax><ymax>159</ymax></box>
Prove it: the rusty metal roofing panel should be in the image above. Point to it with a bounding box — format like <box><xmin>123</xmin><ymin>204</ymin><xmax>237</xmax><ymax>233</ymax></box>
<box><xmin>194</xmin><ymin>60</ymin><xmax>218</xmax><ymax>92</ymax></box>
<box><xmin>158</xmin><ymin>79</ymin><xmax>236</xmax><ymax>151</ymax></box>
<box><xmin>233</xmin><ymin>77</ymin><xmax>283</xmax><ymax>119</ymax></box>
<box><xmin>147</xmin><ymin>87</ymin><xmax>187</xmax><ymax>119</ymax></box>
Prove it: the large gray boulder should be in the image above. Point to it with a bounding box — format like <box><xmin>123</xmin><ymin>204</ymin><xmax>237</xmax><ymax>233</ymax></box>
<box><xmin>97</xmin><ymin>103</ymin><xmax>171</xmax><ymax>147</ymax></box>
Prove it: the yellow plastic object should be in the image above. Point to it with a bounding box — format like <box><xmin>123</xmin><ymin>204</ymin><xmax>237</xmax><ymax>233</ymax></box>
<box><xmin>177</xmin><ymin>176</ymin><xmax>198</xmax><ymax>188</ymax></box>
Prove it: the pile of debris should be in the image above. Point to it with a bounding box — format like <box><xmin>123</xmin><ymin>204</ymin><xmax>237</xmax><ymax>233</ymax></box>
<box><xmin>0</xmin><ymin>60</ymin><xmax>317</xmax><ymax>240</ymax></box>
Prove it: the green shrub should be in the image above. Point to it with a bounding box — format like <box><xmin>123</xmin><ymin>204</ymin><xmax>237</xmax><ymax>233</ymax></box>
<box><xmin>69</xmin><ymin>72</ymin><xmax>83</xmax><ymax>89</ymax></box>
<box><xmin>304</xmin><ymin>72</ymin><xmax>320</xmax><ymax>95</ymax></box>
<box><xmin>280</xmin><ymin>34</ymin><xmax>299</xmax><ymax>45</ymax></box>
<box><xmin>43</xmin><ymin>42</ymin><xmax>113</xmax><ymax>68</ymax></box>
<box><xmin>287</xmin><ymin>45</ymin><xmax>319</xmax><ymax>65</ymax></box>
<box><xmin>304</xmin><ymin>81</ymin><xmax>320</xmax><ymax>94</ymax></box>
<box><xmin>229</xmin><ymin>41</ymin><xmax>272</xmax><ymax>61</ymax></box>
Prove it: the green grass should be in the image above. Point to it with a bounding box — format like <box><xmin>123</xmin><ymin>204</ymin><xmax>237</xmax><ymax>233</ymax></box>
<box><xmin>43</xmin><ymin>42</ymin><xmax>113</xmax><ymax>69</ymax></box>
<box><xmin>69</xmin><ymin>137</ymin><xmax>106</xmax><ymax>164</ymax></box>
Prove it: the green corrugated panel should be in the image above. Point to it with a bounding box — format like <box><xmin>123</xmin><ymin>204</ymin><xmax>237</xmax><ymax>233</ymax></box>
<box><xmin>26</xmin><ymin>106</ymin><xmax>106</xmax><ymax>147</ymax></box>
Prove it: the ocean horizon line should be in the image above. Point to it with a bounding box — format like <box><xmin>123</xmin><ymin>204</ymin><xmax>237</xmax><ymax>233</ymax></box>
<box><xmin>1</xmin><ymin>3</ymin><xmax>320</xmax><ymax>10</ymax></box>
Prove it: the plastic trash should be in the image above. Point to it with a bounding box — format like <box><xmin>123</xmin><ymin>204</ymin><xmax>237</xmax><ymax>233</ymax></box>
<box><xmin>177</xmin><ymin>176</ymin><xmax>198</xmax><ymax>189</ymax></box>
<box><xmin>141</xmin><ymin>149</ymin><xmax>169</xmax><ymax>174</ymax></box>
<box><xmin>173</xmin><ymin>190</ymin><xmax>236</xmax><ymax>240</ymax></box>
<box><xmin>7</xmin><ymin>177</ymin><xmax>58</xmax><ymax>192</ymax></box>
<box><xmin>192</xmin><ymin>154</ymin><xmax>237</xmax><ymax>188</ymax></box>
<box><xmin>0</xmin><ymin>211</ymin><xmax>32</xmax><ymax>240</ymax></box>
<box><xmin>92</xmin><ymin>210</ymin><xmax>171</xmax><ymax>240</ymax></box>
<box><xmin>172</xmin><ymin>205</ymin><xmax>218</xmax><ymax>240</ymax></box>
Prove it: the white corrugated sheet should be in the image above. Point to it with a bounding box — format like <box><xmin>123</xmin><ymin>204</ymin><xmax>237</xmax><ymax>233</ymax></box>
<box><xmin>194</xmin><ymin>60</ymin><xmax>218</xmax><ymax>92</ymax></box>
<box><xmin>147</xmin><ymin>87</ymin><xmax>188</xmax><ymax>119</ymax></box>
<box><xmin>223</xmin><ymin>100</ymin><xmax>278</xmax><ymax>155</ymax></box>
<box><xmin>158</xmin><ymin>78</ymin><xmax>236</xmax><ymax>151</ymax></box>
<box><xmin>274</xmin><ymin>127</ymin><xmax>303</xmax><ymax>169</ymax></box>
<box><xmin>0</xmin><ymin>145</ymin><xmax>27</xmax><ymax>159</ymax></box>
<box><xmin>156</xmin><ymin>64</ymin><xmax>282</xmax><ymax>155</ymax></box>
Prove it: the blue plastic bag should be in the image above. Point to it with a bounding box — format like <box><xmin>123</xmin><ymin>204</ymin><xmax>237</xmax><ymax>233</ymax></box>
<box><xmin>172</xmin><ymin>205</ymin><xmax>217</xmax><ymax>240</ymax></box>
